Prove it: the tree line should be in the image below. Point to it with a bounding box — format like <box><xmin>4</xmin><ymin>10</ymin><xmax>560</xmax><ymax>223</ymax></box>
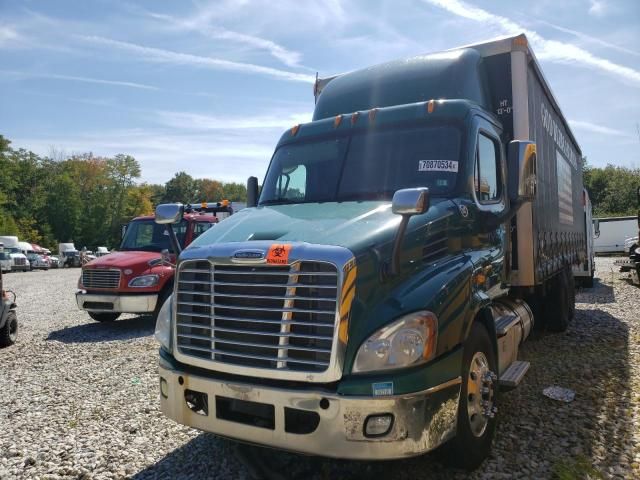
<box><xmin>0</xmin><ymin>135</ymin><xmax>246</xmax><ymax>250</ymax></box>
<box><xmin>1</xmin><ymin>134</ymin><xmax>638</xmax><ymax>251</ymax></box>
<box><xmin>583</xmin><ymin>162</ymin><xmax>640</xmax><ymax>218</ymax></box>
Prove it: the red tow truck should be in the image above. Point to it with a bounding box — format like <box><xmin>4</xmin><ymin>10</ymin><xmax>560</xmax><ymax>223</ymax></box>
<box><xmin>76</xmin><ymin>202</ymin><xmax>233</xmax><ymax>322</ymax></box>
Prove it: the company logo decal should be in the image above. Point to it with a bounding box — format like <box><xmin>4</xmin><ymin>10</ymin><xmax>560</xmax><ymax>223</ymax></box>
<box><xmin>233</xmin><ymin>250</ymin><xmax>265</xmax><ymax>260</ymax></box>
<box><xmin>266</xmin><ymin>244</ymin><xmax>292</xmax><ymax>265</ymax></box>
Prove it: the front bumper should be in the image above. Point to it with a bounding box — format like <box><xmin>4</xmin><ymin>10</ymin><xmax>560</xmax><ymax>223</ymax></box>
<box><xmin>158</xmin><ymin>357</ymin><xmax>461</xmax><ymax>460</ymax></box>
<box><xmin>11</xmin><ymin>265</ymin><xmax>29</xmax><ymax>272</ymax></box>
<box><xmin>76</xmin><ymin>291</ymin><xmax>158</xmax><ymax>313</ymax></box>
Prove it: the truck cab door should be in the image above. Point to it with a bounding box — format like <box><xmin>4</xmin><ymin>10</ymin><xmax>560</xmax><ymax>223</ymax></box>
<box><xmin>467</xmin><ymin>116</ymin><xmax>507</xmax><ymax>297</ymax></box>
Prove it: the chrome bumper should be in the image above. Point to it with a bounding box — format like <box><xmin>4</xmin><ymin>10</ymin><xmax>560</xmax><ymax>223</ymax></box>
<box><xmin>76</xmin><ymin>291</ymin><xmax>158</xmax><ymax>313</ymax></box>
<box><xmin>159</xmin><ymin>361</ymin><xmax>461</xmax><ymax>460</ymax></box>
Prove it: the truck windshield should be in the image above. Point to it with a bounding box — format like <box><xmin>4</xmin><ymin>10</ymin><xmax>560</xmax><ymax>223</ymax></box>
<box><xmin>260</xmin><ymin>125</ymin><xmax>461</xmax><ymax>204</ymax></box>
<box><xmin>120</xmin><ymin>219</ymin><xmax>187</xmax><ymax>252</ymax></box>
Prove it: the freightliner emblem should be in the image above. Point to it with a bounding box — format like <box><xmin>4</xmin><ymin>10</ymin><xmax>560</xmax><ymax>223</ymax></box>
<box><xmin>232</xmin><ymin>250</ymin><xmax>265</xmax><ymax>260</ymax></box>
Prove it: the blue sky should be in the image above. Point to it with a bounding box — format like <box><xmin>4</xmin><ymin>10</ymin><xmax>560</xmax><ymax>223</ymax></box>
<box><xmin>1</xmin><ymin>0</ymin><xmax>638</xmax><ymax>184</ymax></box>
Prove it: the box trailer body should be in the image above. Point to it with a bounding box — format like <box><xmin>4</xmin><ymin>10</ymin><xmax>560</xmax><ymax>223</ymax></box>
<box><xmin>573</xmin><ymin>189</ymin><xmax>596</xmax><ymax>286</ymax></box>
<box><xmin>593</xmin><ymin>216</ymin><xmax>637</xmax><ymax>254</ymax></box>
<box><xmin>156</xmin><ymin>34</ymin><xmax>585</xmax><ymax>470</ymax></box>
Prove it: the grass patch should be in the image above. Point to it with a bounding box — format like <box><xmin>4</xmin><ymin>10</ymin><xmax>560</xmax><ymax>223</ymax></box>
<box><xmin>553</xmin><ymin>455</ymin><xmax>604</xmax><ymax>480</ymax></box>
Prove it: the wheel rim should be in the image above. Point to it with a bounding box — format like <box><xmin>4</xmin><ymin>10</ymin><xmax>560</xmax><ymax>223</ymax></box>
<box><xmin>466</xmin><ymin>351</ymin><xmax>495</xmax><ymax>437</ymax></box>
<box><xmin>8</xmin><ymin>318</ymin><xmax>17</xmax><ymax>342</ymax></box>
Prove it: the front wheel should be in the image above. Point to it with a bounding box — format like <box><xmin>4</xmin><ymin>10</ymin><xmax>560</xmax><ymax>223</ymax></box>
<box><xmin>0</xmin><ymin>310</ymin><xmax>18</xmax><ymax>347</ymax></box>
<box><xmin>88</xmin><ymin>312</ymin><xmax>120</xmax><ymax>322</ymax></box>
<box><xmin>442</xmin><ymin>322</ymin><xmax>498</xmax><ymax>470</ymax></box>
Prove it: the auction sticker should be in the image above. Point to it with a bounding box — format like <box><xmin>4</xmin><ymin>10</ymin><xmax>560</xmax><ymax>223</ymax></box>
<box><xmin>372</xmin><ymin>382</ymin><xmax>394</xmax><ymax>396</ymax></box>
<box><xmin>418</xmin><ymin>160</ymin><xmax>458</xmax><ymax>172</ymax></box>
<box><xmin>266</xmin><ymin>244</ymin><xmax>292</xmax><ymax>265</ymax></box>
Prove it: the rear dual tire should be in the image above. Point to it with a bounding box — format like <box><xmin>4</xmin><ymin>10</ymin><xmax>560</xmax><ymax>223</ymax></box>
<box><xmin>546</xmin><ymin>266</ymin><xmax>575</xmax><ymax>332</ymax></box>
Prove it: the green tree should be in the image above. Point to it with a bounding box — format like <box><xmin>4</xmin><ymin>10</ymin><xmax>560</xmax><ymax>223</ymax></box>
<box><xmin>163</xmin><ymin>171</ymin><xmax>197</xmax><ymax>203</ymax></box>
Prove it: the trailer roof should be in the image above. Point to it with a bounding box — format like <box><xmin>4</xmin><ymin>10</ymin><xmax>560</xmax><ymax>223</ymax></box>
<box><xmin>315</xmin><ymin>33</ymin><xmax>582</xmax><ymax>157</ymax></box>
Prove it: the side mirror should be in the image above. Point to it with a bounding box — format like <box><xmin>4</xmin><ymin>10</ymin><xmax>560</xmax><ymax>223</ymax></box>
<box><xmin>160</xmin><ymin>248</ymin><xmax>174</xmax><ymax>266</ymax></box>
<box><xmin>507</xmin><ymin>141</ymin><xmax>537</xmax><ymax>203</ymax></box>
<box><xmin>247</xmin><ymin>176</ymin><xmax>259</xmax><ymax>208</ymax></box>
<box><xmin>593</xmin><ymin>218</ymin><xmax>600</xmax><ymax>238</ymax></box>
<box><xmin>389</xmin><ymin>188</ymin><xmax>430</xmax><ymax>276</ymax></box>
<box><xmin>391</xmin><ymin>188</ymin><xmax>430</xmax><ymax>216</ymax></box>
<box><xmin>155</xmin><ymin>203</ymin><xmax>184</xmax><ymax>224</ymax></box>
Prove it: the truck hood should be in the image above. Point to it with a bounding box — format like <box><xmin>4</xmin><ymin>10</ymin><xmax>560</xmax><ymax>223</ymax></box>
<box><xmin>190</xmin><ymin>199</ymin><xmax>450</xmax><ymax>256</ymax></box>
<box><xmin>84</xmin><ymin>250</ymin><xmax>161</xmax><ymax>269</ymax></box>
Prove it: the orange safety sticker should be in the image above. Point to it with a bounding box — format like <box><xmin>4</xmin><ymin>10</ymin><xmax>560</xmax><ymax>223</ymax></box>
<box><xmin>266</xmin><ymin>244</ymin><xmax>292</xmax><ymax>265</ymax></box>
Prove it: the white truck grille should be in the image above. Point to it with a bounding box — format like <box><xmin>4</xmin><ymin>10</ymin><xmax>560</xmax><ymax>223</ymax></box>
<box><xmin>175</xmin><ymin>260</ymin><xmax>339</xmax><ymax>372</ymax></box>
<box><xmin>82</xmin><ymin>269</ymin><xmax>121</xmax><ymax>289</ymax></box>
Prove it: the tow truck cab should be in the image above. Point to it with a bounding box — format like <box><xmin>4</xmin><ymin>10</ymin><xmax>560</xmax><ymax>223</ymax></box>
<box><xmin>76</xmin><ymin>204</ymin><xmax>231</xmax><ymax>322</ymax></box>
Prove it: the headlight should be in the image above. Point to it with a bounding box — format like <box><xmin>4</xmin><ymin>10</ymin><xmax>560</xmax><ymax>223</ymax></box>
<box><xmin>155</xmin><ymin>294</ymin><xmax>173</xmax><ymax>351</ymax></box>
<box><xmin>128</xmin><ymin>274</ymin><xmax>159</xmax><ymax>287</ymax></box>
<box><xmin>352</xmin><ymin>311</ymin><xmax>438</xmax><ymax>374</ymax></box>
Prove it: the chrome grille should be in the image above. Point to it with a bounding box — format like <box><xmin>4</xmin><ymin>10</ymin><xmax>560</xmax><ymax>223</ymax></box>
<box><xmin>14</xmin><ymin>257</ymin><xmax>26</xmax><ymax>266</ymax></box>
<box><xmin>176</xmin><ymin>260</ymin><xmax>339</xmax><ymax>373</ymax></box>
<box><xmin>82</xmin><ymin>269</ymin><xmax>121</xmax><ymax>289</ymax></box>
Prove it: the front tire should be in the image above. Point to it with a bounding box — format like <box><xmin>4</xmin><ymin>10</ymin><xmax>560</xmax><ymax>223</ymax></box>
<box><xmin>88</xmin><ymin>312</ymin><xmax>120</xmax><ymax>322</ymax></box>
<box><xmin>0</xmin><ymin>310</ymin><xmax>18</xmax><ymax>347</ymax></box>
<box><xmin>443</xmin><ymin>322</ymin><xmax>498</xmax><ymax>470</ymax></box>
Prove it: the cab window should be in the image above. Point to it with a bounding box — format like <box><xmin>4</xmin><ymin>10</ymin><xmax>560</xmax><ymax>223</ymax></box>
<box><xmin>193</xmin><ymin>222</ymin><xmax>214</xmax><ymax>240</ymax></box>
<box><xmin>475</xmin><ymin>133</ymin><xmax>501</xmax><ymax>203</ymax></box>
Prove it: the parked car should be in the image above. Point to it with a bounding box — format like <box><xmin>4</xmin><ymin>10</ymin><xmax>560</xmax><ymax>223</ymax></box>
<box><xmin>26</xmin><ymin>253</ymin><xmax>49</xmax><ymax>271</ymax></box>
<box><xmin>46</xmin><ymin>255</ymin><xmax>60</xmax><ymax>269</ymax></box>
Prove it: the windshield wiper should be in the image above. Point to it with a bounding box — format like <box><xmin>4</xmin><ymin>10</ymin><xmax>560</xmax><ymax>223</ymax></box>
<box><xmin>259</xmin><ymin>198</ymin><xmax>309</xmax><ymax>206</ymax></box>
<box><xmin>335</xmin><ymin>191</ymin><xmax>394</xmax><ymax>202</ymax></box>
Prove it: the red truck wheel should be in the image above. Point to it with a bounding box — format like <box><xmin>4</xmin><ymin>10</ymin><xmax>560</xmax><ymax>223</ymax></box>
<box><xmin>88</xmin><ymin>312</ymin><xmax>120</xmax><ymax>322</ymax></box>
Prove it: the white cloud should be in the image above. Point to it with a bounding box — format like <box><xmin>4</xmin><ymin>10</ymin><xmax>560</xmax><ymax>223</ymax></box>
<box><xmin>537</xmin><ymin>20</ymin><xmax>640</xmax><ymax>57</ymax></box>
<box><xmin>153</xmin><ymin>110</ymin><xmax>312</xmax><ymax>131</ymax></box>
<box><xmin>588</xmin><ymin>0</ymin><xmax>608</xmax><ymax>17</ymax></box>
<box><xmin>79</xmin><ymin>35</ymin><xmax>315</xmax><ymax>84</ymax></box>
<box><xmin>0</xmin><ymin>26</ymin><xmax>20</xmax><ymax>46</ymax></box>
<box><xmin>0</xmin><ymin>70</ymin><xmax>159</xmax><ymax>90</ymax></box>
<box><xmin>569</xmin><ymin>120</ymin><xmax>633</xmax><ymax>138</ymax></box>
<box><xmin>146</xmin><ymin>11</ymin><xmax>304</xmax><ymax>68</ymax></box>
<box><xmin>422</xmin><ymin>0</ymin><xmax>640</xmax><ymax>87</ymax></box>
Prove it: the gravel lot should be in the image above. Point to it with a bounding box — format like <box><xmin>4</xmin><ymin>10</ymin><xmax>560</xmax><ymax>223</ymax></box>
<box><xmin>1</xmin><ymin>257</ymin><xmax>639</xmax><ymax>479</ymax></box>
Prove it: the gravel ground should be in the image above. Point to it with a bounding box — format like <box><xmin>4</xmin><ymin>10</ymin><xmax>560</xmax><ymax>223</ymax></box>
<box><xmin>0</xmin><ymin>257</ymin><xmax>638</xmax><ymax>479</ymax></box>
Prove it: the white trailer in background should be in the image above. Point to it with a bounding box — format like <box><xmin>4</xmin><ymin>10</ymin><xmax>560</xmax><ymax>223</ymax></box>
<box><xmin>574</xmin><ymin>189</ymin><xmax>597</xmax><ymax>287</ymax></box>
<box><xmin>593</xmin><ymin>216</ymin><xmax>637</xmax><ymax>254</ymax></box>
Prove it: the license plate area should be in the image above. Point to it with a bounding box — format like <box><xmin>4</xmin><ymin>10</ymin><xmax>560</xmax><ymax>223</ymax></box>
<box><xmin>216</xmin><ymin>396</ymin><xmax>275</xmax><ymax>430</ymax></box>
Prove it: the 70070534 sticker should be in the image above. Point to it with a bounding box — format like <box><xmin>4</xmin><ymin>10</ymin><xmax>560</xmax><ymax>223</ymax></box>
<box><xmin>418</xmin><ymin>160</ymin><xmax>458</xmax><ymax>173</ymax></box>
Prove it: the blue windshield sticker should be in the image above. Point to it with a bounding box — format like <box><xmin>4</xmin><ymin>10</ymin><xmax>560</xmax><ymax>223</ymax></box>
<box><xmin>418</xmin><ymin>160</ymin><xmax>458</xmax><ymax>172</ymax></box>
<box><xmin>372</xmin><ymin>382</ymin><xmax>394</xmax><ymax>396</ymax></box>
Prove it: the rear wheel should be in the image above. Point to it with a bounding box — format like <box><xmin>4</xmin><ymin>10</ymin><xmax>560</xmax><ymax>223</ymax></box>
<box><xmin>88</xmin><ymin>312</ymin><xmax>120</xmax><ymax>322</ymax></box>
<box><xmin>546</xmin><ymin>267</ymin><xmax>575</xmax><ymax>332</ymax></box>
<box><xmin>443</xmin><ymin>322</ymin><xmax>498</xmax><ymax>470</ymax></box>
<box><xmin>0</xmin><ymin>310</ymin><xmax>18</xmax><ymax>347</ymax></box>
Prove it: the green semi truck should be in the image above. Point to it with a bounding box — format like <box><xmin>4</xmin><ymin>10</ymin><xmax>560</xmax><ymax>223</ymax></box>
<box><xmin>154</xmin><ymin>34</ymin><xmax>586</xmax><ymax>470</ymax></box>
